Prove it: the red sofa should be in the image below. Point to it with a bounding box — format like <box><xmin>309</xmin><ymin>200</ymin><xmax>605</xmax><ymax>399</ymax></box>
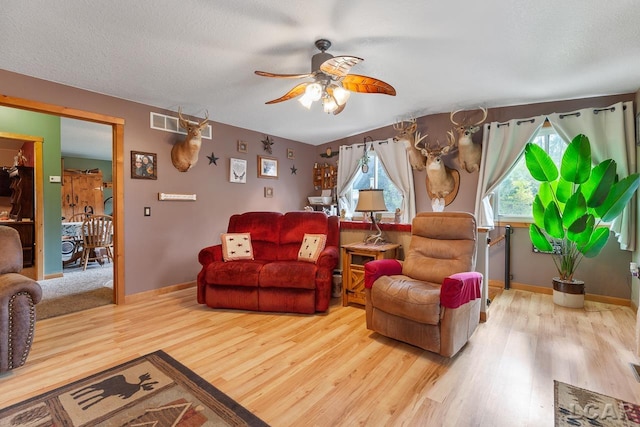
<box><xmin>197</xmin><ymin>211</ymin><xmax>339</xmax><ymax>314</ymax></box>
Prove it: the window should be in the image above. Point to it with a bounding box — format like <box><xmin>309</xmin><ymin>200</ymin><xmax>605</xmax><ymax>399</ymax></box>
<box><xmin>344</xmin><ymin>152</ymin><xmax>403</xmax><ymax>217</ymax></box>
<box><xmin>494</xmin><ymin>126</ymin><xmax>566</xmax><ymax>221</ymax></box>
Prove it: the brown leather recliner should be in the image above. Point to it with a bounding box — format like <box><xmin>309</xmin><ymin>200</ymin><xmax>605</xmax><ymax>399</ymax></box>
<box><xmin>0</xmin><ymin>225</ymin><xmax>42</xmax><ymax>372</ymax></box>
<box><xmin>364</xmin><ymin>212</ymin><xmax>482</xmax><ymax>357</ymax></box>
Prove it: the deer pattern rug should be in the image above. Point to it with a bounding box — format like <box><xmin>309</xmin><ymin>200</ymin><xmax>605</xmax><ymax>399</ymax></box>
<box><xmin>0</xmin><ymin>350</ymin><xmax>269</xmax><ymax>426</ymax></box>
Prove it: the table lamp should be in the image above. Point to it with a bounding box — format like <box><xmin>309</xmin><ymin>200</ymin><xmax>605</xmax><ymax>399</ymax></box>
<box><xmin>355</xmin><ymin>189</ymin><xmax>388</xmax><ymax>244</ymax></box>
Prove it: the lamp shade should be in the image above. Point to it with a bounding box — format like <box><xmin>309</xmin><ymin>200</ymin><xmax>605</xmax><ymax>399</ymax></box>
<box><xmin>355</xmin><ymin>189</ymin><xmax>387</xmax><ymax>212</ymax></box>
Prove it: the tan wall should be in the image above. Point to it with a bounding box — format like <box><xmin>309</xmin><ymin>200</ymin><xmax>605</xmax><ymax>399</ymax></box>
<box><xmin>0</xmin><ymin>69</ymin><xmax>317</xmax><ymax>296</ymax></box>
<box><xmin>1</xmin><ymin>67</ymin><xmax>636</xmax><ymax>299</ymax></box>
<box><xmin>321</xmin><ymin>93</ymin><xmax>636</xmax><ymax>298</ymax></box>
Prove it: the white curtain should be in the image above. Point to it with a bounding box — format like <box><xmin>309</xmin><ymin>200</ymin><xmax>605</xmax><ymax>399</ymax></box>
<box><xmin>475</xmin><ymin>101</ymin><xmax>636</xmax><ymax>250</ymax></box>
<box><xmin>375</xmin><ymin>138</ymin><xmax>416</xmax><ymax>223</ymax></box>
<box><xmin>548</xmin><ymin>101</ymin><xmax>636</xmax><ymax>250</ymax></box>
<box><xmin>337</xmin><ymin>138</ymin><xmax>415</xmax><ymax>222</ymax></box>
<box><xmin>474</xmin><ymin>116</ymin><xmax>545</xmax><ymax>227</ymax></box>
<box><xmin>337</xmin><ymin>144</ymin><xmax>362</xmax><ymax>215</ymax></box>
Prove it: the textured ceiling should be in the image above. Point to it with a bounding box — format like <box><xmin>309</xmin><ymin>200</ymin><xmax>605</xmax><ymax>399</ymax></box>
<box><xmin>1</xmin><ymin>1</ymin><xmax>639</xmax><ymax>146</ymax></box>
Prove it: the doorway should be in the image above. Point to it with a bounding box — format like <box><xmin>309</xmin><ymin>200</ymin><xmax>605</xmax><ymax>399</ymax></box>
<box><xmin>0</xmin><ymin>133</ymin><xmax>43</xmax><ymax>281</ymax></box>
<box><xmin>0</xmin><ymin>95</ymin><xmax>125</xmax><ymax>304</ymax></box>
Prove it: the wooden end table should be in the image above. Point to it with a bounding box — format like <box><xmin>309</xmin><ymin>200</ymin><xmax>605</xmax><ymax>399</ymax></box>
<box><xmin>341</xmin><ymin>242</ymin><xmax>400</xmax><ymax>307</ymax></box>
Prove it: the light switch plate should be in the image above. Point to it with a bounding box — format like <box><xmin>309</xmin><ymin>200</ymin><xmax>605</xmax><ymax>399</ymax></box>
<box><xmin>49</xmin><ymin>175</ymin><xmax>61</xmax><ymax>183</ymax></box>
<box><xmin>144</xmin><ymin>207</ymin><xmax>151</xmax><ymax>216</ymax></box>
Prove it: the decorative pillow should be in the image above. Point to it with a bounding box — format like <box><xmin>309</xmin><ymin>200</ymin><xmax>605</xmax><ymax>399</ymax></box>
<box><xmin>221</xmin><ymin>233</ymin><xmax>254</xmax><ymax>261</ymax></box>
<box><xmin>298</xmin><ymin>233</ymin><xmax>327</xmax><ymax>263</ymax></box>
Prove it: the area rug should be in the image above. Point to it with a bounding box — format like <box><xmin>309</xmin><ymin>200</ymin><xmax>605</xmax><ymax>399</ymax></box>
<box><xmin>0</xmin><ymin>350</ymin><xmax>269</xmax><ymax>427</ymax></box>
<box><xmin>555</xmin><ymin>380</ymin><xmax>640</xmax><ymax>426</ymax></box>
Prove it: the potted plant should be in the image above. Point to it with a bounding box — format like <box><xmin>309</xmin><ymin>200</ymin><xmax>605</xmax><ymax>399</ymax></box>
<box><xmin>524</xmin><ymin>133</ymin><xmax>640</xmax><ymax>308</ymax></box>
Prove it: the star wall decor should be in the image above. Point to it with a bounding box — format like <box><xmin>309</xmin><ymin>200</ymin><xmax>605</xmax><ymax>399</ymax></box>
<box><xmin>207</xmin><ymin>152</ymin><xmax>219</xmax><ymax>165</ymax></box>
<box><xmin>290</xmin><ymin>165</ymin><xmax>297</xmax><ymax>175</ymax></box>
<box><xmin>261</xmin><ymin>135</ymin><xmax>274</xmax><ymax>154</ymax></box>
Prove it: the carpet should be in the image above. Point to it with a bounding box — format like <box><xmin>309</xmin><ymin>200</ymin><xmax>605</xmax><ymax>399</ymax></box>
<box><xmin>0</xmin><ymin>350</ymin><xmax>269</xmax><ymax>427</ymax></box>
<box><xmin>36</xmin><ymin>287</ymin><xmax>113</xmax><ymax>320</ymax></box>
<box><xmin>37</xmin><ymin>264</ymin><xmax>113</xmax><ymax>320</ymax></box>
<box><xmin>555</xmin><ymin>380</ymin><xmax>640</xmax><ymax>426</ymax></box>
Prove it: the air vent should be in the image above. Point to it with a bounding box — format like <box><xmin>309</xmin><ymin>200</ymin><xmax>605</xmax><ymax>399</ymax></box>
<box><xmin>150</xmin><ymin>112</ymin><xmax>212</xmax><ymax>140</ymax></box>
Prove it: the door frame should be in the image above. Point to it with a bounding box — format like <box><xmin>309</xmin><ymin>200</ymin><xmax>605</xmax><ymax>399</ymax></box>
<box><xmin>0</xmin><ymin>95</ymin><xmax>125</xmax><ymax>304</ymax></box>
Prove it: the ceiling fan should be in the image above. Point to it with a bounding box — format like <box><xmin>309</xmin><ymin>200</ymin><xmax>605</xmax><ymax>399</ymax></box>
<box><xmin>254</xmin><ymin>39</ymin><xmax>396</xmax><ymax>115</ymax></box>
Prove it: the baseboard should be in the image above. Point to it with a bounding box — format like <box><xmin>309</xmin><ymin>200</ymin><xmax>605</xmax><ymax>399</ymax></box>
<box><xmin>124</xmin><ymin>281</ymin><xmax>196</xmax><ymax>304</ymax></box>
<box><xmin>44</xmin><ymin>272</ymin><xmax>64</xmax><ymax>280</ymax></box>
<box><xmin>489</xmin><ymin>280</ymin><xmax>631</xmax><ymax>307</ymax></box>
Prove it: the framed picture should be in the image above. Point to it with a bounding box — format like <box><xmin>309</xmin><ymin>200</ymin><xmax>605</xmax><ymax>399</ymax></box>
<box><xmin>257</xmin><ymin>155</ymin><xmax>278</xmax><ymax>179</ymax></box>
<box><xmin>131</xmin><ymin>151</ymin><xmax>157</xmax><ymax>179</ymax></box>
<box><xmin>229</xmin><ymin>158</ymin><xmax>247</xmax><ymax>183</ymax></box>
<box><xmin>237</xmin><ymin>140</ymin><xmax>248</xmax><ymax>153</ymax></box>
<box><xmin>264</xmin><ymin>187</ymin><xmax>274</xmax><ymax>198</ymax></box>
<box><xmin>287</xmin><ymin>148</ymin><xmax>295</xmax><ymax>159</ymax></box>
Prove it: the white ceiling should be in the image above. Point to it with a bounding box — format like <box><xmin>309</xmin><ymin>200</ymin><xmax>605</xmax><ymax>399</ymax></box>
<box><xmin>1</xmin><ymin>1</ymin><xmax>640</xmax><ymax>146</ymax></box>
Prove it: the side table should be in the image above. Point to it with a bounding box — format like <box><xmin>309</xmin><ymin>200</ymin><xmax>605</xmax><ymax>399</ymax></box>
<box><xmin>341</xmin><ymin>242</ymin><xmax>400</xmax><ymax>307</ymax></box>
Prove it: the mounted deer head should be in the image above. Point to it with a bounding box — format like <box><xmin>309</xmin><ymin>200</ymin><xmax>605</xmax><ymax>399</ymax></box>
<box><xmin>419</xmin><ymin>135</ymin><xmax>457</xmax><ymax>201</ymax></box>
<box><xmin>171</xmin><ymin>108</ymin><xmax>209</xmax><ymax>172</ymax></box>
<box><xmin>450</xmin><ymin>107</ymin><xmax>488</xmax><ymax>173</ymax></box>
<box><xmin>392</xmin><ymin>119</ymin><xmax>427</xmax><ymax>171</ymax></box>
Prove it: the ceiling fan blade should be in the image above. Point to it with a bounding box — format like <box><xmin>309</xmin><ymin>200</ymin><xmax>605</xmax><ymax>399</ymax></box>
<box><xmin>255</xmin><ymin>70</ymin><xmax>315</xmax><ymax>79</ymax></box>
<box><xmin>264</xmin><ymin>82</ymin><xmax>309</xmax><ymax>104</ymax></box>
<box><xmin>320</xmin><ymin>56</ymin><xmax>363</xmax><ymax>78</ymax></box>
<box><xmin>342</xmin><ymin>74</ymin><xmax>396</xmax><ymax>96</ymax></box>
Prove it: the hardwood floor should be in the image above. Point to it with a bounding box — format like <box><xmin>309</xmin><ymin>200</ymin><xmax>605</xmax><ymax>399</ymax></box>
<box><xmin>1</xmin><ymin>287</ymin><xmax>638</xmax><ymax>426</ymax></box>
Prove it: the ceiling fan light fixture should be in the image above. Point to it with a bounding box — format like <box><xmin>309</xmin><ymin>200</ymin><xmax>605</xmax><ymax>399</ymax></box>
<box><xmin>332</xmin><ymin>85</ymin><xmax>350</xmax><ymax>106</ymax></box>
<box><xmin>305</xmin><ymin>82</ymin><xmax>323</xmax><ymax>102</ymax></box>
<box><xmin>299</xmin><ymin>93</ymin><xmax>314</xmax><ymax>109</ymax></box>
<box><xmin>323</xmin><ymin>96</ymin><xmax>338</xmax><ymax>113</ymax></box>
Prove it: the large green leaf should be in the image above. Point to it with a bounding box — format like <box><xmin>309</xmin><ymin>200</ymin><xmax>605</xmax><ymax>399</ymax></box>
<box><xmin>538</xmin><ymin>182</ymin><xmax>555</xmax><ymax>207</ymax></box>
<box><xmin>556</xmin><ymin>176</ymin><xmax>573</xmax><ymax>204</ymax></box>
<box><xmin>532</xmin><ymin>195</ymin><xmax>545</xmax><ymax>229</ymax></box>
<box><xmin>561</xmin><ymin>134</ymin><xmax>591</xmax><ymax>184</ymax></box>
<box><xmin>562</xmin><ymin>192</ymin><xmax>587</xmax><ymax>229</ymax></box>
<box><xmin>543</xmin><ymin>201</ymin><xmax>564</xmax><ymax>239</ymax></box>
<box><xmin>580</xmin><ymin>227</ymin><xmax>610</xmax><ymax>258</ymax></box>
<box><xmin>530</xmin><ymin>224</ymin><xmax>554</xmax><ymax>252</ymax></box>
<box><xmin>568</xmin><ymin>214</ymin><xmax>594</xmax><ymax>245</ymax></box>
<box><xmin>595</xmin><ymin>173</ymin><xmax>640</xmax><ymax>221</ymax></box>
<box><xmin>525</xmin><ymin>143</ymin><xmax>558</xmax><ymax>182</ymax></box>
<box><xmin>581</xmin><ymin>159</ymin><xmax>617</xmax><ymax>209</ymax></box>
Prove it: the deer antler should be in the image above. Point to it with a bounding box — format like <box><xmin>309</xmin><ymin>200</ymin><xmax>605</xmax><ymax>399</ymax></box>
<box><xmin>451</xmin><ymin>107</ymin><xmax>488</xmax><ymax>126</ymax></box>
<box><xmin>178</xmin><ymin>107</ymin><xmax>189</xmax><ymax>128</ymax></box>
<box><xmin>198</xmin><ymin>110</ymin><xmax>210</xmax><ymax>128</ymax></box>
<box><xmin>392</xmin><ymin>120</ymin><xmax>406</xmax><ymax>132</ymax></box>
<box><xmin>450</xmin><ymin>109</ymin><xmax>464</xmax><ymax>126</ymax></box>
<box><xmin>178</xmin><ymin>108</ymin><xmax>209</xmax><ymax>130</ymax></box>
<box><xmin>447</xmin><ymin>130</ymin><xmax>456</xmax><ymax>146</ymax></box>
<box><xmin>473</xmin><ymin>107</ymin><xmax>488</xmax><ymax>126</ymax></box>
<box><xmin>414</xmin><ymin>131</ymin><xmax>428</xmax><ymax>150</ymax></box>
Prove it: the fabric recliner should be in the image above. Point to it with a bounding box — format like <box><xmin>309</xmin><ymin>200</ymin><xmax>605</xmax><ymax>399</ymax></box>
<box><xmin>364</xmin><ymin>212</ymin><xmax>482</xmax><ymax>357</ymax></box>
<box><xmin>0</xmin><ymin>225</ymin><xmax>42</xmax><ymax>373</ymax></box>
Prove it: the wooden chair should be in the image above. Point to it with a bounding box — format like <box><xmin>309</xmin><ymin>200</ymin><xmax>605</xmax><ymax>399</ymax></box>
<box><xmin>65</xmin><ymin>212</ymin><xmax>90</xmax><ymax>222</ymax></box>
<box><xmin>80</xmin><ymin>214</ymin><xmax>114</xmax><ymax>270</ymax></box>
